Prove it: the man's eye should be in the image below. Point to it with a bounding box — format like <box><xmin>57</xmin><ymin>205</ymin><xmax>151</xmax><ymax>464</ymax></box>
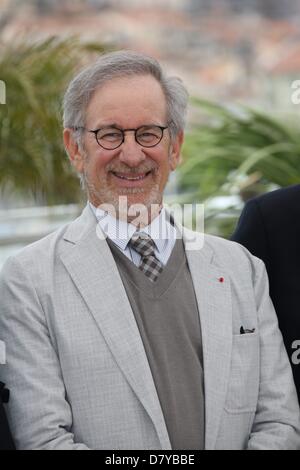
<box><xmin>140</xmin><ymin>132</ymin><xmax>155</xmax><ymax>137</ymax></box>
<box><xmin>138</xmin><ymin>132</ymin><xmax>158</xmax><ymax>140</ymax></box>
<box><xmin>100</xmin><ymin>132</ymin><xmax>122</xmax><ymax>141</ymax></box>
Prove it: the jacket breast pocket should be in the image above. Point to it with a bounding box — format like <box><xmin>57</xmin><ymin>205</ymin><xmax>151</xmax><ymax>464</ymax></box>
<box><xmin>224</xmin><ymin>333</ymin><xmax>259</xmax><ymax>413</ymax></box>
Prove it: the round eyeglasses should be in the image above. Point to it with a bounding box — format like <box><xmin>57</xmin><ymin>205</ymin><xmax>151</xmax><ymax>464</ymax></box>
<box><xmin>75</xmin><ymin>125</ymin><xmax>168</xmax><ymax>150</ymax></box>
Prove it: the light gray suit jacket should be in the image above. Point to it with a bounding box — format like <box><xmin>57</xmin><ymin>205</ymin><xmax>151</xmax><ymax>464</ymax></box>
<box><xmin>0</xmin><ymin>205</ymin><xmax>299</xmax><ymax>450</ymax></box>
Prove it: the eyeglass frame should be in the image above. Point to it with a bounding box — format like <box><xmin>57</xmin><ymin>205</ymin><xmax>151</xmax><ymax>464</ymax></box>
<box><xmin>73</xmin><ymin>124</ymin><xmax>169</xmax><ymax>150</ymax></box>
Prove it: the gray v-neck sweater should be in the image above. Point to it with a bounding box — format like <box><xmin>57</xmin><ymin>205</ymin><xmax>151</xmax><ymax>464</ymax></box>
<box><xmin>107</xmin><ymin>237</ymin><xmax>205</xmax><ymax>450</ymax></box>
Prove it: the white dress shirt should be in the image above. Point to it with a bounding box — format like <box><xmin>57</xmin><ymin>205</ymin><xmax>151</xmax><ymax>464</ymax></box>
<box><xmin>89</xmin><ymin>203</ymin><xmax>177</xmax><ymax>267</ymax></box>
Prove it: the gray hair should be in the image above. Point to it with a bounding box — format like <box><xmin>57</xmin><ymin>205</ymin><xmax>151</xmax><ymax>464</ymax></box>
<box><xmin>63</xmin><ymin>50</ymin><xmax>189</xmax><ymax>144</ymax></box>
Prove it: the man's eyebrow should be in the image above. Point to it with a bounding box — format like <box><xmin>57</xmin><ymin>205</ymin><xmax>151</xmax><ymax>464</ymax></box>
<box><xmin>92</xmin><ymin>122</ymin><xmax>160</xmax><ymax>130</ymax></box>
<box><xmin>92</xmin><ymin>122</ymin><xmax>120</xmax><ymax>129</ymax></box>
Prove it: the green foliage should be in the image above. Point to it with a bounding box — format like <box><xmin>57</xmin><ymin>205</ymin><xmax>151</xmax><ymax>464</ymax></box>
<box><xmin>181</xmin><ymin>98</ymin><xmax>300</xmax><ymax>199</ymax></box>
<box><xmin>0</xmin><ymin>37</ymin><xmax>109</xmax><ymax>204</ymax></box>
<box><xmin>178</xmin><ymin>98</ymin><xmax>300</xmax><ymax>236</ymax></box>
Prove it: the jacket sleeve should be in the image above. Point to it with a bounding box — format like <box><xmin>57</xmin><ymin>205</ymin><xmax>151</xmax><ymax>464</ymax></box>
<box><xmin>0</xmin><ymin>256</ymin><xmax>90</xmax><ymax>450</ymax></box>
<box><xmin>247</xmin><ymin>257</ymin><xmax>300</xmax><ymax>450</ymax></box>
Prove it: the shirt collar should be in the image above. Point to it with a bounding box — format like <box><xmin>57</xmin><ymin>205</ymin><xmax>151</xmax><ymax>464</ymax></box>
<box><xmin>89</xmin><ymin>202</ymin><xmax>175</xmax><ymax>253</ymax></box>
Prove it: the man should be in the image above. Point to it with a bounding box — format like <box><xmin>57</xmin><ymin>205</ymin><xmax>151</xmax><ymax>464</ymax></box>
<box><xmin>232</xmin><ymin>184</ymin><xmax>300</xmax><ymax>404</ymax></box>
<box><xmin>0</xmin><ymin>51</ymin><xmax>299</xmax><ymax>450</ymax></box>
<box><xmin>0</xmin><ymin>380</ymin><xmax>15</xmax><ymax>450</ymax></box>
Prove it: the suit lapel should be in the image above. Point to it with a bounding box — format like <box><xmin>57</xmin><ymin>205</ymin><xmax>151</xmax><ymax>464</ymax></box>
<box><xmin>60</xmin><ymin>206</ymin><xmax>171</xmax><ymax>449</ymax></box>
<box><xmin>182</xmin><ymin>227</ymin><xmax>233</xmax><ymax>450</ymax></box>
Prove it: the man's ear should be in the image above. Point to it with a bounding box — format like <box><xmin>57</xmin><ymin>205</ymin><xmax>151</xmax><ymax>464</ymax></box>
<box><xmin>63</xmin><ymin>128</ymin><xmax>85</xmax><ymax>174</ymax></box>
<box><xmin>169</xmin><ymin>131</ymin><xmax>184</xmax><ymax>171</ymax></box>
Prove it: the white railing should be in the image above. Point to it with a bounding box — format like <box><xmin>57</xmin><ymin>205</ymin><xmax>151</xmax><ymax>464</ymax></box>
<box><xmin>0</xmin><ymin>204</ymin><xmax>81</xmax><ymax>268</ymax></box>
<box><xmin>0</xmin><ymin>204</ymin><xmax>80</xmax><ymax>245</ymax></box>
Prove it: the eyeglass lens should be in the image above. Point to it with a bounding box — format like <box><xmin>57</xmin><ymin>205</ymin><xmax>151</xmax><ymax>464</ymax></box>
<box><xmin>96</xmin><ymin>126</ymin><xmax>164</xmax><ymax>149</ymax></box>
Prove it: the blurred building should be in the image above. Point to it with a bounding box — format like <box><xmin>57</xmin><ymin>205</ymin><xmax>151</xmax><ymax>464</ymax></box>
<box><xmin>11</xmin><ymin>0</ymin><xmax>297</xmax><ymax>132</ymax></box>
<box><xmin>186</xmin><ymin>0</ymin><xmax>299</xmax><ymax>17</ymax></box>
<box><xmin>1</xmin><ymin>0</ymin><xmax>300</xmax><ymax>112</ymax></box>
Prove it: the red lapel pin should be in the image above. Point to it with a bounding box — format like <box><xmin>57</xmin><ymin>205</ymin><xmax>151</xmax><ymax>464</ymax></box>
<box><xmin>218</xmin><ymin>277</ymin><xmax>224</xmax><ymax>283</ymax></box>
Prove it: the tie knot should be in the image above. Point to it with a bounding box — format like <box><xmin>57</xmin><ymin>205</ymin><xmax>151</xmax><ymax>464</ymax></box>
<box><xmin>130</xmin><ymin>233</ymin><xmax>156</xmax><ymax>258</ymax></box>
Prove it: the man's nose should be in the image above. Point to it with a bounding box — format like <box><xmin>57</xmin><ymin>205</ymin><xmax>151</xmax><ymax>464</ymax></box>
<box><xmin>118</xmin><ymin>132</ymin><xmax>146</xmax><ymax>167</ymax></box>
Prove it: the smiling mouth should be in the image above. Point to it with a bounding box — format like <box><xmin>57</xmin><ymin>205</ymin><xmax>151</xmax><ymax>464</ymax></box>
<box><xmin>111</xmin><ymin>171</ymin><xmax>152</xmax><ymax>181</ymax></box>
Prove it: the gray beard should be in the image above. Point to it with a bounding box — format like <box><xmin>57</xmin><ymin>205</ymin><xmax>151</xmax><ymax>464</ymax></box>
<box><xmin>84</xmin><ymin>172</ymin><xmax>163</xmax><ymax>224</ymax></box>
<box><xmin>79</xmin><ymin>146</ymin><xmax>173</xmax><ymax>223</ymax></box>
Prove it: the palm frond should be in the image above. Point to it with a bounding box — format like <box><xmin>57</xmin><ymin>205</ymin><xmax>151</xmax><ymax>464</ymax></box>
<box><xmin>0</xmin><ymin>36</ymin><xmax>110</xmax><ymax>204</ymax></box>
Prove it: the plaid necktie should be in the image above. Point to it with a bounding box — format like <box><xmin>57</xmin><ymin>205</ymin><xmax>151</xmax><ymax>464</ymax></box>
<box><xmin>129</xmin><ymin>233</ymin><xmax>163</xmax><ymax>282</ymax></box>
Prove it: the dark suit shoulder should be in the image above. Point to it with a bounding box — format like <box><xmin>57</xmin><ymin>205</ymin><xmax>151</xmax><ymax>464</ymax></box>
<box><xmin>248</xmin><ymin>184</ymin><xmax>300</xmax><ymax>214</ymax></box>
